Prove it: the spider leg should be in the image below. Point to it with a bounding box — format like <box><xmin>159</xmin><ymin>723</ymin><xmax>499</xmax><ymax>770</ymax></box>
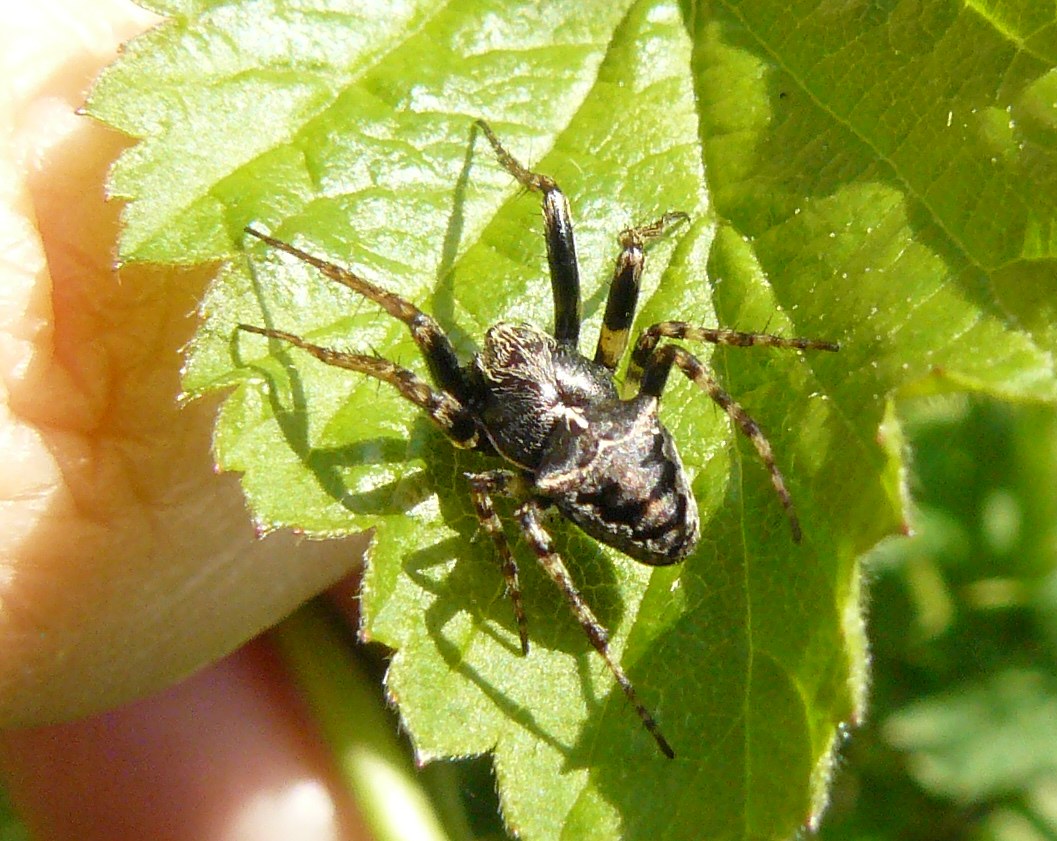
<box><xmin>475</xmin><ymin>120</ymin><xmax>581</xmax><ymax>346</ymax></box>
<box><xmin>627</xmin><ymin>321</ymin><xmax>839</xmax><ymax>387</ymax></box>
<box><xmin>237</xmin><ymin>324</ymin><xmax>479</xmax><ymax>448</ymax></box>
<box><xmin>465</xmin><ymin>470</ymin><xmax>531</xmax><ymax>655</ymax></box>
<box><xmin>594</xmin><ymin>213</ymin><xmax>689</xmax><ymax>370</ymax></box>
<box><xmin>638</xmin><ymin>344</ymin><xmax>804</xmax><ymax>542</ymax></box>
<box><xmin>515</xmin><ymin>498</ymin><xmax>675</xmax><ymax>759</ymax></box>
<box><xmin>244</xmin><ymin>227</ymin><xmax>470</xmax><ymax>402</ymax></box>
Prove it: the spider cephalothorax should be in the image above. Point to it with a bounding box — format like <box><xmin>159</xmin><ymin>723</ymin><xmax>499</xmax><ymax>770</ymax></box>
<box><xmin>238</xmin><ymin>120</ymin><xmax>839</xmax><ymax>758</ymax></box>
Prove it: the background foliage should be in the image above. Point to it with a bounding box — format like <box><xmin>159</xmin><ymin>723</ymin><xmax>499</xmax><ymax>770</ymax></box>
<box><xmin>821</xmin><ymin>395</ymin><xmax>1057</xmax><ymax>841</ymax></box>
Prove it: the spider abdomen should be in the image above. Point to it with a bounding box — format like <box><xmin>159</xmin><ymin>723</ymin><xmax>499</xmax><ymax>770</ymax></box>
<box><xmin>535</xmin><ymin>395</ymin><xmax>700</xmax><ymax>565</ymax></box>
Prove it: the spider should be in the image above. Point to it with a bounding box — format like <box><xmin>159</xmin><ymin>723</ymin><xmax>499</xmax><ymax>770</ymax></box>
<box><xmin>237</xmin><ymin>120</ymin><xmax>839</xmax><ymax>759</ymax></box>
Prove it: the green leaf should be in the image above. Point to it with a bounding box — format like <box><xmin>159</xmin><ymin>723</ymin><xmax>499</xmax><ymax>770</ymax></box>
<box><xmin>885</xmin><ymin>668</ymin><xmax>1057</xmax><ymax>802</ymax></box>
<box><xmin>0</xmin><ymin>785</ymin><xmax>29</xmax><ymax>841</ymax></box>
<box><xmin>88</xmin><ymin>1</ymin><xmax>1057</xmax><ymax>839</ymax></box>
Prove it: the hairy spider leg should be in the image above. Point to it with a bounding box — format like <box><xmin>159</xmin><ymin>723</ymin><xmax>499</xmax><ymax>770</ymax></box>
<box><xmin>627</xmin><ymin>321</ymin><xmax>840</xmax><ymax>387</ymax></box>
<box><xmin>627</xmin><ymin>322</ymin><xmax>839</xmax><ymax>540</ymax></box>
<box><xmin>236</xmin><ymin>324</ymin><xmax>480</xmax><ymax>448</ymax></box>
<box><xmin>514</xmin><ymin>498</ymin><xmax>675</xmax><ymax>758</ymax></box>
<box><xmin>475</xmin><ymin>120</ymin><xmax>581</xmax><ymax>346</ymax></box>
<box><xmin>593</xmin><ymin>213</ymin><xmax>689</xmax><ymax>371</ymax></box>
<box><xmin>637</xmin><ymin>344</ymin><xmax>809</xmax><ymax>542</ymax></box>
<box><xmin>466</xmin><ymin>470</ymin><xmax>531</xmax><ymax>655</ymax></box>
<box><xmin>243</xmin><ymin>227</ymin><xmax>470</xmax><ymax>402</ymax></box>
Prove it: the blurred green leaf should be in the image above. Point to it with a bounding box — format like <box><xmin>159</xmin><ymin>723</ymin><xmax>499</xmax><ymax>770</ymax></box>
<box><xmin>0</xmin><ymin>787</ymin><xmax>28</xmax><ymax>841</ymax></box>
<box><xmin>886</xmin><ymin>669</ymin><xmax>1057</xmax><ymax>801</ymax></box>
<box><xmin>820</xmin><ymin>397</ymin><xmax>1057</xmax><ymax>841</ymax></box>
<box><xmin>88</xmin><ymin>1</ymin><xmax>1057</xmax><ymax>838</ymax></box>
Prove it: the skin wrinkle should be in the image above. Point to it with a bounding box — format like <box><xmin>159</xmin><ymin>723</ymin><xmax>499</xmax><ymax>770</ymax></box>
<box><xmin>0</xmin><ymin>2</ymin><xmax>368</xmax><ymax>732</ymax></box>
<box><xmin>8</xmin><ymin>162</ymin><xmax>114</xmax><ymax>438</ymax></box>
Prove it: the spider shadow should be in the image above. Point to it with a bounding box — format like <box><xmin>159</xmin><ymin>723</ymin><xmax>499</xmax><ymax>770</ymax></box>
<box><xmin>402</xmin><ymin>534</ymin><xmax>570</xmax><ymax>755</ymax></box>
<box><xmin>428</xmin><ymin>120</ymin><xmax>484</xmax><ymax>357</ymax></box>
<box><xmin>400</xmin><ymin>454</ymin><xmax>633</xmax><ymax>762</ymax></box>
<box><xmin>231</xmin><ymin>262</ymin><xmax>439</xmax><ymax>517</ymax></box>
<box><xmin>571</xmin><ymin>469</ymin><xmax>853</xmax><ymax>835</ymax></box>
